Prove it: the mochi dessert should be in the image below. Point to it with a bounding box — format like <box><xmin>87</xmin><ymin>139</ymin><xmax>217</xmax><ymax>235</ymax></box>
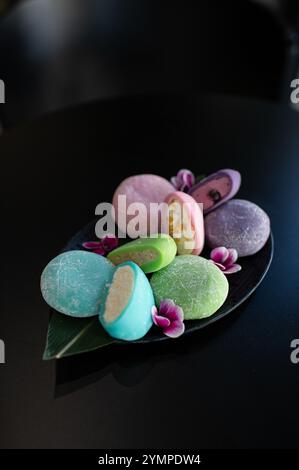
<box><xmin>150</xmin><ymin>255</ymin><xmax>229</xmax><ymax>320</ymax></box>
<box><xmin>112</xmin><ymin>174</ymin><xmax>174</xmax><ymax>236</ymax></box>
<box><xmin>40</xmin><ymin>250</ymin><xmax>114</xmax><ymax>317</ymax></box>
<box><xmin>108</xmin><ymin>234</ymin><xmax>177</xmax><ymax>273</ymax></box>
<box><xmin>99</xmin><ymin>261</ymin><xmax>154</xmax><ymax>341</ymax></box>
<box><xmin>205</xmin><ymin>199</ymin><xmax>270</xmax><ymax>257</ymax></box>
<box><xmin>189</xmin><ymin>169</ymin><xmax>241</xmax><ymax>214</ymax></box>
<box><xmin>165</xmin><ymin>191</ymin><xmax>204</xmax><ymax>255</ymax></box>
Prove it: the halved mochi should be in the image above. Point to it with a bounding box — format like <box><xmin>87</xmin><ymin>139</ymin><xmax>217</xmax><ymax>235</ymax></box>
<box><xmin>165</xmin><ymin>191</ymin><xmax>204</xmax><ymax>255</ymax></box>
<box><xmin>99</xmin><ymin>261</ymin><xmax>154</xmax><ymax>341</ymax></box>
<box><xmin>107</xmin><ymin>234</ymin><xmax>177</xmax><ymax>273</ymax></box>
<box><xmin>188</xmin><ymin>169</ymin><xmax>241</xmax><ymax>214</ymax></box>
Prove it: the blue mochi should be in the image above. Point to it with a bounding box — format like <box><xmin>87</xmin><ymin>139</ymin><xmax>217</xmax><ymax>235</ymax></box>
<box><xmin>40</xmin><ymin>250</ymin><xmax>114</xmax><ymax>317</ymax></box>
<box><xmin>99</xmin><ymin>261</ymin><xmax>154</xmax><ymax>341</ymax></box>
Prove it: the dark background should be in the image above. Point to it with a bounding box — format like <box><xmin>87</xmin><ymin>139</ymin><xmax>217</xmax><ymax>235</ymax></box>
<box><xmin>1</xmin><ymin>0</ymin><xmax>299</xmax><ymax>127</ymax></box>
<box><xmin>1</xmin><ymin>0</ymin><xmax>299</xmax><ymax>449</ymax></box>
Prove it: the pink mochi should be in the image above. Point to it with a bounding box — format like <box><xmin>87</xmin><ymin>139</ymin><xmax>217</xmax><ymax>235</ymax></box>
<box><xmin>112</xmin><ymin>174</ymin><xmax>174</xmax><ymax>236</ymax></box>
<box><xmin>165</xmin><ymin>191</ymin><xmax>204</xmax><ymax>255</ymax></box>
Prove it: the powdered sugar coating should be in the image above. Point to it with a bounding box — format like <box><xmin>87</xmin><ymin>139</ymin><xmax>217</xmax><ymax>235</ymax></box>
<box><xmin>205</xmin><ymin>199</ymin><xmax>270</xmax><ymax>257</ymax></box>
<box><xmin>113</xmin><ymin>174</ymin><xmax>174</xmax><ymax>236</ymax></box>
<box><xmin>150</xmin><ymin>255</ymin><xmax>229</xmax><ymax>320</ymax></box>
<box><xmin>40</xmin><ymin>250</ymin><xmax>114</xmax><ymax>317</ymax></box>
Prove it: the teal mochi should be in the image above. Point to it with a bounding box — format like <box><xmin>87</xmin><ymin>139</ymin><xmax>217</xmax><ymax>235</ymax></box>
<box><xmin>150</xmin><ymin>255</ymin><xmax>229</xmax><ymax>320</ymax></box>
<box><xmin>40</xmin><ymin>250</ymin><xmax>114</xmax><ymax>317</ymax></box>
<box><xmin>99</xmin><ymin>261</ymin><xmax>154</xmax><ymax>341</ymax></box>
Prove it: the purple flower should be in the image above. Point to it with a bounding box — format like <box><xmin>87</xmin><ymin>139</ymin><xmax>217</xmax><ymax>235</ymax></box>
<box><xmin>83</xmin><ymin>235</ymin><xmax>118</xmax><ymax>256</ymax></box>
<box><xmin>151</xmin><ymin>299</ymin><xmax>185</xmax><ymax>338</ymax></box>
<box><xmin>171</xmin><ymin>169</ymin><xmax>195</xmax><ymax>192</ymax></box>
<box><xmin>210</xmin><ymin>246</ymin><xmax>241</xmax><ymax>274</ymax></box>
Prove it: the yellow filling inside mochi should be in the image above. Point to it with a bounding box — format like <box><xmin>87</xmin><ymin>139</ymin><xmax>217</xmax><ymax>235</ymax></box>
<box><xmin>168</xmin><ymin>200</ymin><xmax>195</xmax><ymax>254</ymax></box>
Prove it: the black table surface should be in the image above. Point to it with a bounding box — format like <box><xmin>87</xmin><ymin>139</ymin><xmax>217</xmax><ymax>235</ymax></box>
<box><xmin>1</xmin><ymin>92</ymin><xmax>299</xmax><ymax>449</ymax></box>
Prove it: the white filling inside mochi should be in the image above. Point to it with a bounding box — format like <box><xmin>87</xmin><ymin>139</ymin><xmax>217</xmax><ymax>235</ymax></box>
<box><xmin>104</xmin><ymin>266</ymin><xmax>134</xmax><ymax>323</ymax></box>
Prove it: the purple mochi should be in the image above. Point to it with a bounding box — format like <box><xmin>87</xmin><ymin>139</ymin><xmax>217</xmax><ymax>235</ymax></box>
<box><xmin>189</xmin><ymin>168</ymin><xmax>241</xmax><ymax>214</ymax></box>
<box><xmin>205</xmin><ymin>199</ymin><xmax>270</xmax><ymax>257</ymax></box>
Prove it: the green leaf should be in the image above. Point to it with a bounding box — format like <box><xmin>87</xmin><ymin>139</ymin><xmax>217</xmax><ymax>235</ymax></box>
<box><xmin>43</xmin><ymin>311</ymin><xmax>115</xmax><ymax>360</ymax></box>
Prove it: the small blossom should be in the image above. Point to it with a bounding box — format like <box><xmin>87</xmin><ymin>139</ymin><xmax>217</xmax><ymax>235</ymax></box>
<box><xmin>83</xmin><ymin>235</ymin><xmax>118</xmax><ymax>256</ymax></box>
<box><xmin>171</xmin><ymin>169</ymin><xmax>195</xmax><ymax>192</ymax></box>
<box><xmin>210</xmin><ymin>246</ymin><xmax>241</xmax><ymax>274</ymax></box>
<box><xmin>151</xmin><ymin>299</ymin><xmax>185</xmax><ymax>338</ymax></box>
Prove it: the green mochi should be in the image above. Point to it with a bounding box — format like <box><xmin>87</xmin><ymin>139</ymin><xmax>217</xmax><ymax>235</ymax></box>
<box><xmin>150</xmin><ymin>255</ymin><xmax>229</xmax><ymax>320</ymax></box>
<box><xmin>108</xmin><ymin>234</ymin><xmax>177</xmax><ymax>273</ymax></box>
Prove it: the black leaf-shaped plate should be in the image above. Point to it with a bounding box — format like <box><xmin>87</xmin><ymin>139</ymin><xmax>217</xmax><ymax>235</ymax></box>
<box><xmin>63</xmin><ymin>220</ymin><xmax>273</xmax><ymax>344</ymax></box>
